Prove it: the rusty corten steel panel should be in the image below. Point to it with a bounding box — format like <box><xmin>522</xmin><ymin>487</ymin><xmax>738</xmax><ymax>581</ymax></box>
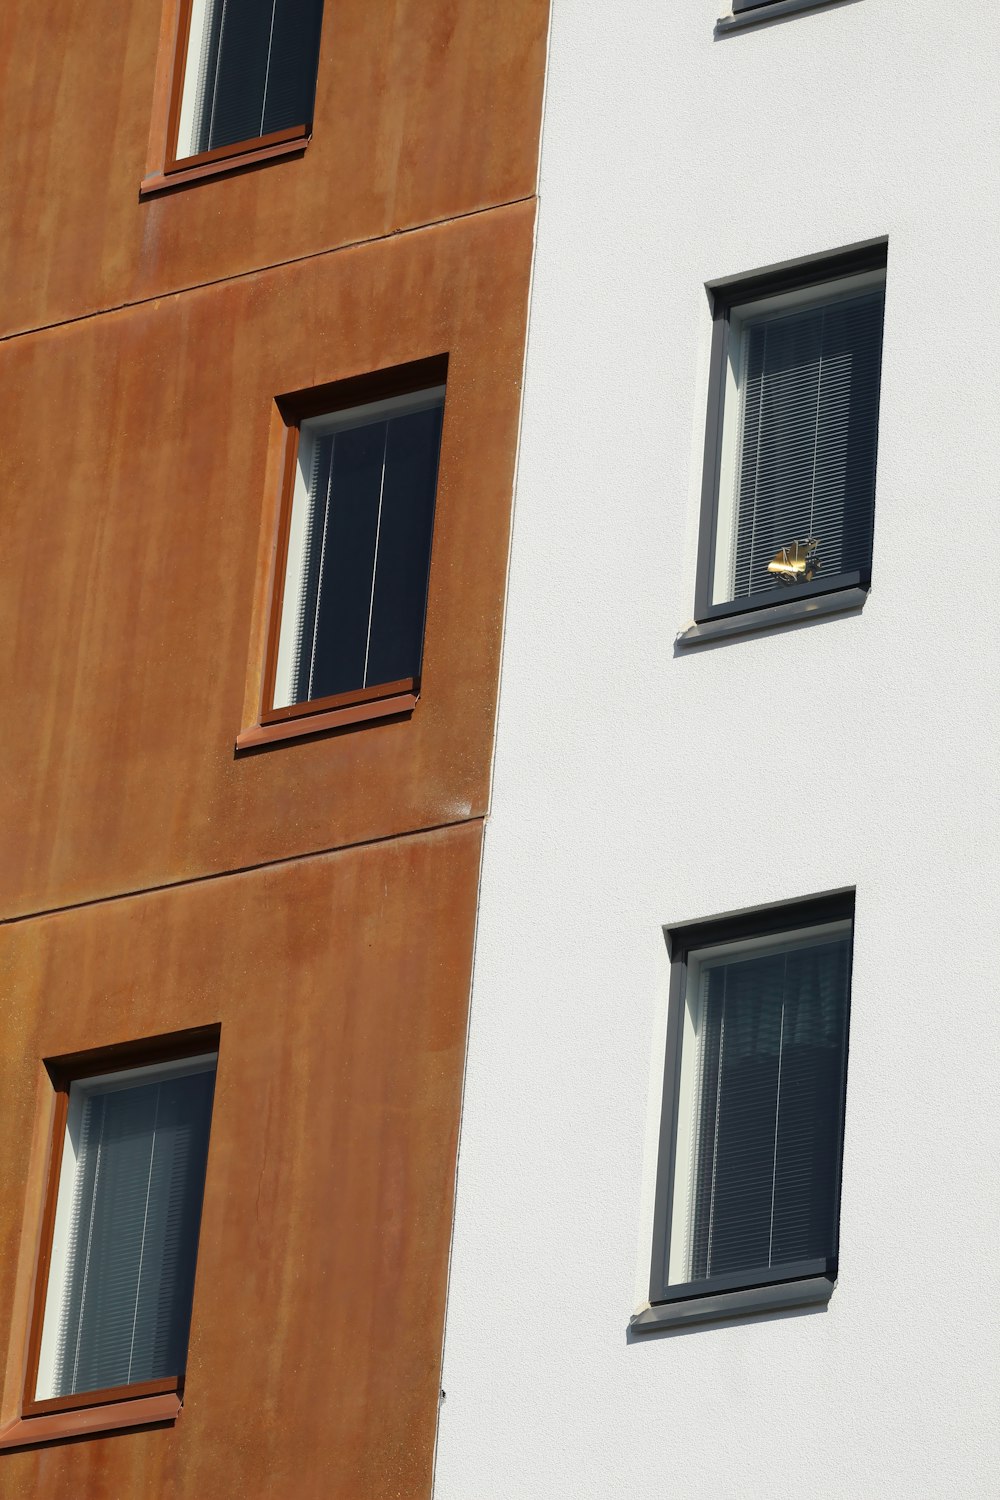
<box><xmin>0</xmin><ymin>200</ymin><xmax>534</xmax><ymax>919</ymax></box>
<box><xmin>0</xmin><ymin>821</ymin><xmax>481</xmax><ymax>1498</ymax></box>
<box><xmin>0</xmin><ymin>0</ymin><xmax>548</xmax><ymax>338</ymax></box>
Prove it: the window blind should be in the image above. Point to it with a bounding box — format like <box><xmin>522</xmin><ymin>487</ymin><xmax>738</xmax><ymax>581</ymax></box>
<box><xmin>191</xmin><ymin>0</ymin><xmax>325</xmax><ymax>156</ymax></box>
<box><xmin>731</xmin><ymin>289</ymin><xmax>884</xmax><ymax>600</ymax></box>
<box><xmin>291</xmin><ymin>402</ymin><xmax>444</xmax><ymax>705</ymax></box>
<box><xmin>52</xmin><ymin>1069</ymin><xmax>215</xmax><ymax>1397</ymax></box>
<box><xmin>689</xmin><ymin>937</ymin><xmax>850</xmax><ymax>1283</ymax></box>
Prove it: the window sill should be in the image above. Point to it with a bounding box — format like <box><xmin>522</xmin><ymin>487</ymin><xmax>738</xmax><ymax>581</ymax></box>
<box><xmin>139</xmin><ymin>132</ymin><xmax>309</xmax><ymax>198</ymax></box>
<box><xmin>235</xmin><ymin>691</ymin><xmax>417</xmax><ymax>751</ymax></box>
<box><xmin>0</xmin><ymin>1392</ymin><xmax>180</xmax><ymax>1451</ymax></box>
<box><xmin>716</xmin><ymin>0</ymin><xmax>859</xmax><ymax>35</ymax></box>
<box><xmin>631</xmin><ymin>1274</ymin><xmax>834</xmax><ymax>1333</ymax></box>
<box><xmin>676</xmin><ymin>585</ymin><xmax>867</xmax><ymax>649</ymax></box>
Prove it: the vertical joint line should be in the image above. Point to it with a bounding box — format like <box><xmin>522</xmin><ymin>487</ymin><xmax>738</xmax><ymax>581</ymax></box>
<box><xmin>307</xmin><ymin>437</ymin><xmax>336</xmax><ymax>700</ymax></box>
<box><xmin>205</xmin><ymin>0</ymin><xmax>231</xmax><ymax>152</ymax></box>
<box><xmin>127</xmin><ymin>1085</ymin><xmax>162</xmax><ymax>1384</ymax></box>
<box><xmin>260</xmin><ymin>0</ymin><xmax>280</xmax><ymax>135</ymax></box>
<box><xmin>747</xmin><ymin>322</ymin><xmax>768</xmax><ymax>596</ymax></box>
<box><xmin>706</xmin><ymin>969</ymin><xmax>727</xmax><ymax>1279</ymax></box>
<box><xmin>767</xmin><ymin>955</ymin><xmax>789</xmax><ymax>1268</ymax></box>
<box><xmin>362</xmin><ymin>424</ymin><xmax>390</xmax><ymax>689</ymax></box>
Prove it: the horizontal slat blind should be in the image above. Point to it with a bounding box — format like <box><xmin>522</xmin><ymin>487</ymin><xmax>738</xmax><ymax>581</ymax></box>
<box><xmin>291</xmin><ymin>402</ymin><xmax>444</xmax><ymax>705</ymax></box>
<box><xmin>53</xmin><ymin>1070</ymin><xmax>215</xmax><ymax>1397</ymax></box>
<box><xmin>731</xmin><ymin>289</ymin><xmax>884</xmax><ymax>599</ymax></box>
<box><xmin>193</xmin><ymin>0</ymin><xmax>325</xmax><ymax>156</ymax></box>
<box><xmin>689</xmin><ymin>937</ymin><xmax>850</xmax><ymax>1283</ymax></box>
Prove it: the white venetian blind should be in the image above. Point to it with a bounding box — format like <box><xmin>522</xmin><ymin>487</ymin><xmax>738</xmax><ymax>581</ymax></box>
<box><xmin>688</xmin><ymin>936</ymin><xmax>850</xmax><ymax>1283</ymax></box>
<box><xmin>49</xmin><ymin>1067</ymin><xmax>215</xmax><ymax>1397</ymax></box>
<box><xmin>181</xmin><ymin>0</ymin><xmax>325</xmax><ymax>158</ymax></box>
<box><xmin>730</xmin><ymin>289</ymin><xmax>884</xmax><ymax>600</ymax></box>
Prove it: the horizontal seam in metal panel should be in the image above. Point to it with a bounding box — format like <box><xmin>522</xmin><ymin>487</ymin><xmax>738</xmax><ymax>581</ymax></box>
<box><xmin>0</xmin><ymin>815</ymin><xmax>486</xmax><ymax>928</ymax></box>
<box><xmin>0</xmin><ymin>195</ymin><xmax>537</xmax><ymax>348</ymax></box>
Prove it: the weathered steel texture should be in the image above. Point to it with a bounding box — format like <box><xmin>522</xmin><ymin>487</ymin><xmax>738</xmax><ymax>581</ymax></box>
<box><xmin>0</xmin><ymin>0</ymin><xmax>549</xmax><ymax>338</ymax></box>
<box><xmin>0</xmin><ymin>821</ymin><xmax>482</xmax><ymax>1498</ymax></box>
<box><xmin>0</xmin><ymin>200</ymin><xmax>535</xmax><ymax>919</ymax></box>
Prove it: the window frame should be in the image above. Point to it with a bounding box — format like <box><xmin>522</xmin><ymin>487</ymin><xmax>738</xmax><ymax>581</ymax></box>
<box><xmin>638</xmin><ymin>893</ymin><xmax>854</xmax><ymax>1332</ymax></box>
<box><xmin>17</xmin><ymin>1028</ymin><xmax>220</xmax><ymax>1433</ymax></box>
<box><xmin>717</xmin><ymin>0</ymin><xmax>861</xmax><ymax>34</ymax></box>
<box><xmin>691</xmin><ymin>243</ymin><xmax>887</xmax><ymax>635</ymax></box>
<box><xmin>238</xmin><ymin>355</ymin><xmax>449</xmax><ymax>752</ymax></box>
<box><xmin>141</xmin><ymin>0</ymin><xmax>321</xmax><ymax>194</ymax></box>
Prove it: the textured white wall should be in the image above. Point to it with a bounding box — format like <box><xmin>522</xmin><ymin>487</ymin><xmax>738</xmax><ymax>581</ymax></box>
<box><xmin>435</xmin><ymin>2</ymin><xmax>1000</xmax><ymax>1496</ymax></box>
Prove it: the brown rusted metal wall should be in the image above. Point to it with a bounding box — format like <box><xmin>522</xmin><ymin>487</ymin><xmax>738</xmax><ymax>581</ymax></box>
<box><xmin>0</xmin><ymin>0</ymin><xmax>547</xmax><ymax>1493</ymax></box>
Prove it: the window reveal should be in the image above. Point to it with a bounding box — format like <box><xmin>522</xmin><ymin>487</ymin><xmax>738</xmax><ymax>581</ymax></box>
<box><xmin>173</xmin><ymin>0</ymin><xmax>325</xmax><ymax>165</ymax></box>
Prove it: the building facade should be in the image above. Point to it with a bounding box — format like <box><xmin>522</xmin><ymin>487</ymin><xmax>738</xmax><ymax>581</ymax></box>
<box><xmin>0</xmin><ymin>2</ymin><xmax>547</xmax><ymax>1496</ymax></box>
<box><xmin>2</xmin><ymin>3</ymin><xmax>998</xmax><ymax>1498</ymax></box>
<box><xmin>436</xmin><ymin>2</ymin><xmax>1000</xmax><ymax>1498</ymax></box>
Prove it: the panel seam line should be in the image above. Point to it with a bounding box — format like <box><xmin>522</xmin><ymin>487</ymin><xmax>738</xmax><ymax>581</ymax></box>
<box><xmin>0</xmin><ymin>195</ymin><xmax>537</xmax><ymax>348</ymax></box>
<box><xmin>0</xmin><ymin>816</ymin><xmax>486</xmax><ymax>928</ymax></box>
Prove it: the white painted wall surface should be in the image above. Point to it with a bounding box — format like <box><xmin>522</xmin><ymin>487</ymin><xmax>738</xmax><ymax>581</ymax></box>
<box><xmin>434</xmin><ymin>2</ymin><xmax>1000</xmax><ymax>1496</ymax></box>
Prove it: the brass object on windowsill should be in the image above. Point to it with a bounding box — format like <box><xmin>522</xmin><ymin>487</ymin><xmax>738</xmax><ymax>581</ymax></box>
<box><xmin>767</xmin><ymin>538</ymin><xmax>820</xmax><ymax>585</ymax></box>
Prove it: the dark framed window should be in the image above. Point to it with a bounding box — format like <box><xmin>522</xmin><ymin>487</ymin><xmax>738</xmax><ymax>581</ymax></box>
<box><xmin>165</xmin><ymin>0</ymin><xmax>325</xmax><ymax>173</ymax></box>
<box><xmin>22</xmin><ymin>1032</ymin><xmax>218</xmax><ymax>1420</ymax></box>
<box><xmin>637</xmin><ymin>894</ymin><xmax>854</xmax><ymax>1331</ymax></box>
<box><xmin>692</xmin><ymin>245</ymin><xmax>886</xmax><ymax>632</ymax></box>
<box><xmin>718</xmin><ymin>0</ymin><xmax>851</xmax><ymax>30</ymax></box>
<box><xmin>249</xmin><ymin>356</ymin><xmax>447</xmax><ymax>745</ymax></box>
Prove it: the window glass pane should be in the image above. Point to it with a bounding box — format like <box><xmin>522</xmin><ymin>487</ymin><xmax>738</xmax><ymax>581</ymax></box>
<box><xmin>274</xmin><ymin>388</ymin><xmax>445</xmax><ymax>711</ymax></box>
<box><xmin>715</xmin><ymin>285</ymin><xmax>884</xmax><ymax>605</ymax></box>
<box><xmin>178</xmin><ymin>0</ymin><xmax>324</xmax><ymax>160</ymax></box>
<box><xmin>364</xmin><ymin>405</ymin><xmax>444</xmax><ymax>687</ymax></box>
<box><xmin>44</xmin><ymin>1065</ymin><xmax>215</xmax><ymax>1398</ymax></box>
<box><xmin>300</xmin><ymin>422</ymin><xmax>386</xmax><ymax>703</ymax></box>
<box><xmin>680</xmin><ymin>931</ymin><xmax>850</xmax><ymax>1286</ymax></box>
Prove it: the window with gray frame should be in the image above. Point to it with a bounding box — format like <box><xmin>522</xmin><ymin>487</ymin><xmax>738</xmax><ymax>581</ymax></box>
<box><xmin>636</xmin><ymin>894</ymin><xmax>854</xmax><ymax>1331</ymax></box>
<box><xmin>719</xmin><ymin>0</ymin><xmax>846</xmax><ymax>28</ymax></box>
<box><xmin>693</xmin><ymin>245</ymin><xmax>886</xmax><ymax>628</ymax></box>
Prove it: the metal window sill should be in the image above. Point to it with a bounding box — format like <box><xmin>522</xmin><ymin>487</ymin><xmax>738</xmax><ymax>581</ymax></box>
<box><xmin>631</xmin><ymin>1274</ymin><xmax>834</xmax><ymax>1332</ymax></box>
<box><xmin>676</xmin><ymin>585</ymin><xmax>867</xmax><ymax>648</ymax></box>
<box><xmin>139</xmin><ymin>132</ymin><xmax>309</xmax><ymax>198</ymax></box>
<box><xmin>0</xmin><ymin>1392</ymin><xmax>180</xmax><ymax>1451</ymax></box>
<box><xmin>716</xmin><ymin>0</ymin><xmax>860</xmax><ymax>36</ymax></box>
<box><xmin>235</xmin><ymin>692</ymin><xmax>417</xmax><ymax>751</ymax></box>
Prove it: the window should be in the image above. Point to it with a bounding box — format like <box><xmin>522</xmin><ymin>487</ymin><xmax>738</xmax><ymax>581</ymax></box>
<box><xmin>637</xmin><ymin>895</ymin><xmax>853</xmax><ymax>1330</ymax></box>
<box><xmin>689</xmin><ymin>245</ymin><xmax>886</xmax><ymax>636</ymax></box>
<box><xmin>717</xmin><ymin>0</ymin><xmax>849</xmax><ymax>30</ymax></box>
<box><xmin>23</xmin><ymin>1042</ymin><xmax>217</xmax><ymax>1417</ymax></box>
<box><xmin>246</xmin><ymin>358</ymin><xmax>447</xmax><ymax>746</ymax></box>
<box><xmin>168</xmin><ymin>0</ymin><xmax>325</xmax><ymax>170</ymax></box>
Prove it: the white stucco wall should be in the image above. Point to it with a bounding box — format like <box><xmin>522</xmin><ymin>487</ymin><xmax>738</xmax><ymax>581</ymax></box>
<box><xmin>434</xmin><ymin>2</ymin><xmax>1000</xmax><ymax>1496</ymax></box>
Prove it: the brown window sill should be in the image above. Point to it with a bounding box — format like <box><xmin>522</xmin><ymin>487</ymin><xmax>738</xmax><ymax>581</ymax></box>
<box><xmin>0</xmin><ymin>1392</ymin><xmax>180</xmax><ymax>1451</ymax></box>
<box><xmin>236</xmin><ymin>692</ymin><xmax>417</xmax><ymax>751</ymax></box>
<box><xmin>140</xmin><ymin>132</ymin><xmax>309</xmax><ymax>198</ymax></box>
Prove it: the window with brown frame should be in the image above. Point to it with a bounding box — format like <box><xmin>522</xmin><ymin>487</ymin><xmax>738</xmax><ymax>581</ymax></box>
<box><xmin>20</xmin><ymin>1034</ymin><xmax>218</xmax><ymax>1424</ymax></box>
<box><xmin>246</xmin><ymin>357</ymin><xmax>448</xmax><ymax>746</ymax></box>
<box><xmin>165</xmin><ymin>0</ymin><xmax>325</xmax><ymax>174</ymax></box>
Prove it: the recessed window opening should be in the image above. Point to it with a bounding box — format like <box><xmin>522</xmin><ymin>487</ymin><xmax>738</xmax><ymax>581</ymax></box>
<box><xmin>270</xmin><ymin>384</ymin><xmax>446</xmax><ymax>717</ymax></box>
<box><xmin>667</xmin><ymin>923</ymin><xmax>851</xmax><ymax>1290</ymax></box>
<box><xmin>33</xmin><ymin>1053</ymin><xmax>216</xmax><ymax>1404</ymax></box>
<box><xmin>174</xmin><ymin>0</ymin><xmax>325</xmax><ymax>163</ymax></box>
<box><xmin>713</xmin><ymin>273</ymin><xmax>884</xmax><ymax>609</ymax></box>
<box><xmin>693</xmin><ymin>248</ymin><xmax>887</xmax><ymax>628</ymax></box>
<box><xmin>648</xmin><ymin>896</ymin><xmax>855</xmax><ymax>1318</ymax></box>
